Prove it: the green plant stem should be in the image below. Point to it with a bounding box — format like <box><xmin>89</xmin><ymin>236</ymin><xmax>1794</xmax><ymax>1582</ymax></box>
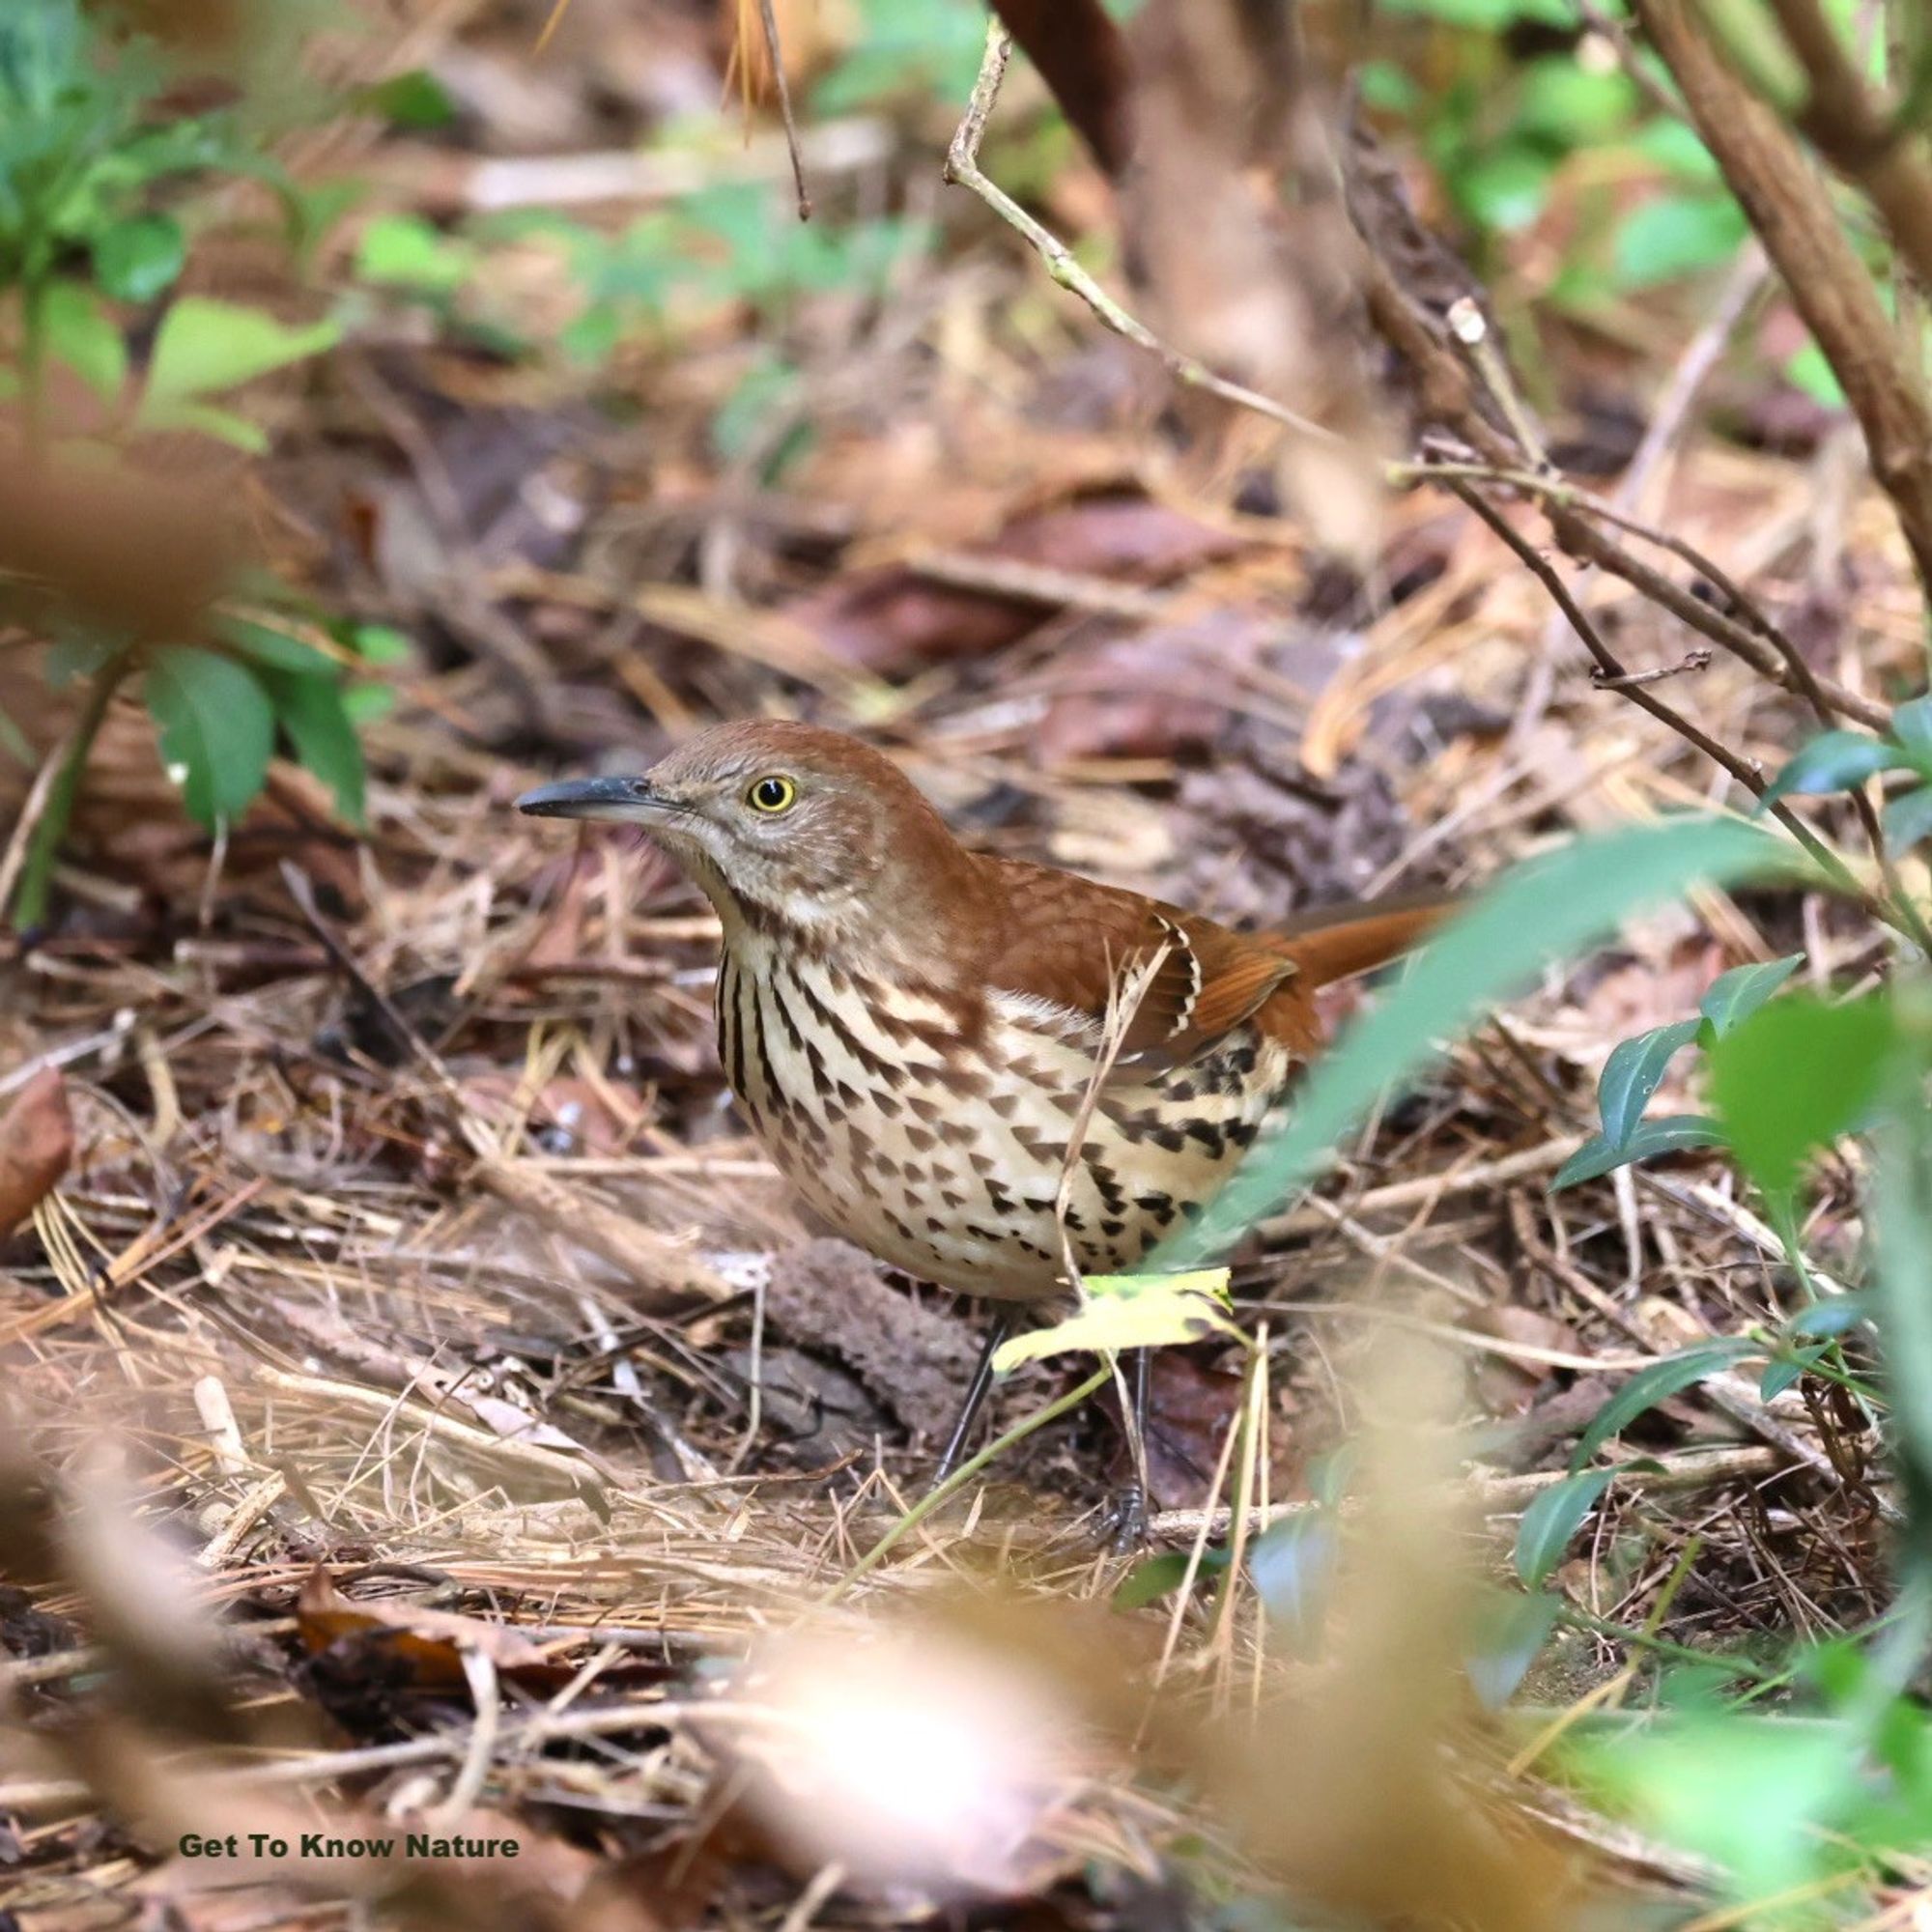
<box><xmin>1558</xmin><ymin>1605</ymin><xmax>1778</xmax><ymax>1681</ymax></box>
<box><xmin>8</xmin><ymin>655</ymin><xmax>129</xmax><ymax>931</ymax></box>
<box><xmin>19</xmin><ymin>274</ymin><xmax>49</xmax><ymax>461</ymax></box>
<box><xmin>832</xmin><ymin>1364</ymin><xmax>1112</xmax><ymax>1596</ymax></box>
<box><xmin>1767</xmin><ymin>1191</ymin><xmax>1819</xmax><ymax>1306</ymax></box>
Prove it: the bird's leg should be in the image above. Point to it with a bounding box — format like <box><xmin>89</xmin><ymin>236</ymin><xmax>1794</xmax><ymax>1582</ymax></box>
<box><xmin>932</xmin><ymin>1307</ymin><xmax>1014</xmax><ymax>1489</ymax></box>
<box><xmin>1106</xmin><ymin>1348</ymin><xmax>1153</xmax><ymax>1551</ymax></box>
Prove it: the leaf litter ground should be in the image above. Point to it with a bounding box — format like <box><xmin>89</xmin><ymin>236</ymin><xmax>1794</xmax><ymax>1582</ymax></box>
<box><xmin>0</xmin><ymin>4</ymin><xmax>1918</xmax><ymax>1925</ymax></box>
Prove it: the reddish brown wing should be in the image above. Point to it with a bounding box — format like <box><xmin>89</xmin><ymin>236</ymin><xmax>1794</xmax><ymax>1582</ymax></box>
<box><xmin>971</xmin><ymin>859</ymin><xmax>1302</xmax><ymax>1067</ymax></box>
<box><xmin>970</xmin><ymin>862</ymin><xmax>1456</xmax><ymax>1070</ymax></box>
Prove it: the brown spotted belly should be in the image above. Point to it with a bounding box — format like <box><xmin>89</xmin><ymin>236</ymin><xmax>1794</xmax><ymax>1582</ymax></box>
<box><xmin>715</xmin><ymin>949</ymin><xmax>1293</xmax><ymax>1301</ymax></box>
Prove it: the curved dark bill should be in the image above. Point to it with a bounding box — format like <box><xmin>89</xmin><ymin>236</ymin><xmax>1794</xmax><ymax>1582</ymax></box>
<box><xmin>516</xmin><ymin>775</ymin><xmax>661</xmax><ymax>821</ymax></box>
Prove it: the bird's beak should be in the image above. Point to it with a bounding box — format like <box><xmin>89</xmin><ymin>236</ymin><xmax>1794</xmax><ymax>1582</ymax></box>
<box><xmin>516</xmin><ymin>775</ymin><xmax>668</xmax><ymax>822</ymax></box>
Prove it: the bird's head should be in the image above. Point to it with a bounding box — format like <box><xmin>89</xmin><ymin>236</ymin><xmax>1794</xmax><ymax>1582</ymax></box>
<box><xmin>517</xmin><ymin>720</ymin><xmax>975</xmax><ymax>954</ymax></box>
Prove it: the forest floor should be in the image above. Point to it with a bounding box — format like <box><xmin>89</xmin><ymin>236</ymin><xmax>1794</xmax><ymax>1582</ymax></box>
<box><xmin>0</xmin><ymin>3</ymin><xmax>1918</xmax><ymax>1927</ymax></box>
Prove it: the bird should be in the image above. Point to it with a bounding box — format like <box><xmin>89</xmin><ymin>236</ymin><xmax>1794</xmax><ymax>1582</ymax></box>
<box><xmin>518</xmin><ymin>720</ymin><xmax>1449</xmax><ymax>1500</ymax></box>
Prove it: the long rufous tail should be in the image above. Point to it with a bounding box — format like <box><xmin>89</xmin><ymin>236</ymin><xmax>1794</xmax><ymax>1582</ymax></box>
<box><xmin>1272</xmin><ymin>892</ymin><xmax>1459</xmax><ymax>990</ymax></box>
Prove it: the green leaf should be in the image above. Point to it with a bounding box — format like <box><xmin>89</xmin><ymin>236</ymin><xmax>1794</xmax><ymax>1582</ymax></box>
<box><xmin>1892</xmin><ymin>695</ymin><xmax>1932</xmax><ymax>759</ymax></box>
<box><xmin>1571</xmin><ymin>1340</ymin><xmax>1756</xmax><ymax>1471</ymax></box>
<box><xmin>1552</xmin><ymin>1114</ymin><xmax>1730</xmax><ymax>1190</ymax></box>
<box><xmin>92</xmin><ymin>213</ymin><xmax>184</xmax><ymax>302</ymax></box>
<box><xmin>41</xmin><ymin>281</ymin><xmax>126</xmax><ymax>399</ymax></box>
<box><xmin>349</xmin><ymin>622</ymin><xmax>412</xmax><ymax>665</ymax></box>
<box><xmin>142</xmin><ymin>644</ymin><xmax>274</xmax><ymax>825</ymax></box>
<box><xmin>1699</xmin><ymin>955</ymin><xmax>1804</xmax><ymax>1037</ymax></box>
<box><xmin>1465</xmin><ymin>1587</ymin><xmax>1563</xmax><ymax>1709</ymax></box>
<box><xmin>1708</xmin><ymin>994</ymin><xmax>1896</xmax><ymax>1201</ymax></box>
<box><xmin>142</xmin><ymin>298</ymin><xmax>340</xmax><ymax>406</ymax></box>
<box><xmin>1456</xmin><ymin>142</ymin><xmax>1554</xmax><ymax>234</ymax></box>
<box><xmin>1760</xmin><ymin>729</ymin><xmax>1911</xmax><ymax>806</ymax></box>
<box><xmin>1247</xmin><ymin>1513</ymin><xmax>1336</xmax><ymax>1634</ymax></box>
<box><xmin>1567</xmin><ymin>1714</ymin><xmax>1850</xmax><ymax>1905</ymax></box>
<box><xmin>1516</xmin><ymin>1469</ymin><xmax>1617</xmax><ymax>1588</ymax></box>
<box><xmin>1111</xmin><ymin>1547</ymin><xmax>1229</xmax><ymax>1611</ymax></box>
<box><xmin>990</xmin><ymin>1268</ymin><xmax>1240</xmax><ymax>1371</ymax></box>
<box><xmin>1760</xmin><ymin>1343</ymin><xmax>1830</xmax><ymax>1402</ymax></box>
<box><xmin>1884</xmin><ymin>785</ymin><xmax>1932</xmax><ymax>852</ymax></box>
<box><xmin>1785</xmin><ymin>338</ymin><xmax>1847</xmax><ymax>411</ymax></box>
<box><xmin>1598</xmin><ymin>1018</ymin><xmax>1703</xmax><ymax>1148</ymax></box>
<box><xmin>1378</xmin><ymin>0</ymin><xmax>1572</xmax><ymax>25</ymax></box>
<box><xmin>261</xmin><ymin>669</ymin><xmax>364</xmax><ymax>824</ymax></box>
<box><xmin>1163</xmin><ymin>817</ymin><xmax>1800</xmax><ymax>1266</ymax></box>
<box><xmin>135</xmin><ymin>398</ymin><xmax>270</xmax><ymax>452</ymax></box>
<box><xmin>1787</xmin><ymin>1294</ymin><xmax>1872</xmax><ymax>1340</ymax></box>
<box><xmin>1635</xmin><ymin>118</ymin><xmax>1722</xmax><ymax>183</ymax></box>
<box><xmin>358</xmin><ymin>68</ymin><xmax>456</xmax><ymax>130</ymax></box>
<box><xmin>1612</xmin><ymin>192</ymin><xmax>1749</xmax><ymax>289</ymax></box>
<box><xmin>1873</xmin><ymin>1000</ymin><xmax>1932</xmax><ymax>1559</ymax></box>
<box><xmin>1514</xmin><ymin>58</ymin><xmax>1634</xmax><ymax>142</ymax></box>
<box><xmin>355</xmin><ymin>213</ymin><xmax>471</xmax><ymax>295</ymax></box>
<box><xmin>220</xmin><ymin>616</ymin><xmax>337</xmax><ymax>677</ymax></box>
<box><xmin>1546</xmin><ymin>1121</ymin><xmax>1731</xmax><ymax>1190</ymax></box>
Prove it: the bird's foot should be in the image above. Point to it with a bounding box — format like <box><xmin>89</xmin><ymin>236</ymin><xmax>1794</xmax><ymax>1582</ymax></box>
<box><xmin>1103</xmin><ymin>1479</ymin><xmax>1149</xmax><ymax>1554</ymax></box>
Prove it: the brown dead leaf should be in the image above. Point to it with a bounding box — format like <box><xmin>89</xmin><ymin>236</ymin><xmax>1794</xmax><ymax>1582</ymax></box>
<box><xmin>787</xmin><ymin>496</ymin><xmax>1242</xmax><ymax>672</ymax></box>
<box><xmin>1115</xmin><ymin>1349</ymin><xmax>1245</xmax><ymax>1508</ymax></box>
<box><xmin>1031</xmin><ymin>608</ymin><xmax>1275</xmax><ymax>763</ymax></box>
<box><xmin>0</xmin><ymin>1068</ymin><xmax>73</xmax><ymax>1239</ymax></box>
<box><xmin>296</xmin><ymin>1565</ymin><xmax>551</xmax><ymax>1687</ymax></box>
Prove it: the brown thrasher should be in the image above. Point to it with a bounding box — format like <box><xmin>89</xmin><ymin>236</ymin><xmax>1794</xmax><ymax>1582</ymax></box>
<box><xmin>519</xmin><ymin>721</ymin><xmax>1447</xmax><ymax>1488</ymax></box>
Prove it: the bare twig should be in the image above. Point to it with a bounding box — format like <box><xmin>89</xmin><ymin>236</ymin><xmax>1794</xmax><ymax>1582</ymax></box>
<box><xmin>943</xmin><ymin>23</ymin><xmax>1344</xmax><ymax>453</ymax></box>
<box><xmin>1149</xmin><ymin>1444</ymin><xmax>1788</xmax><ymax>1542</ymax></box>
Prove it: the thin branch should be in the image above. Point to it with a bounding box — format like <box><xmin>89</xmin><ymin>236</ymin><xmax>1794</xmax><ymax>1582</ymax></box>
<box><xmin>943</xmin><ymin>23</ymin><xmax>1345</xmax><ymax>452</ymax></box>
<box><xmin>753</xmin><ymin>0</ymin><xmax>811</xmax><ymax>218</ymax></box>
<box><xmin>1447</xmin><ymin>482</ymin><xmax>1863</xmax><ymax>903</ymax></box>
<box><xmin>1634</xmin><ymin>0</ymin><xmax>1932</xmax><ymax>599</ymax></box>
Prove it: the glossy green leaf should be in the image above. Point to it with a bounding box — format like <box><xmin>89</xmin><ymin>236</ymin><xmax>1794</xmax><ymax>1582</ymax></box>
<box><xmin>1551</xmin><ymin>1115</ymin><xmax>1728</xmax><ymax>1191</ymax></box>
<box><xmin>1699</xmin><ymin>955</ymin><xmax>1804</xmax><ymax>1037</ymax></box>
<box><xmin>1516</xmin><ymin>1468</ymin><xmax>1617</xmax><ymax>1588</ymax></box>
<box><xmin>1760</xmin><ymin>1344</ymin><xmax>1830</xmax><ymax>1402</ymax></box>
<box><xmin>261</xmin><ymin>669</ymin><xmax>364</xmax><ymax>824</ymax></box>
<box><xmin>142</xmin><ymin>644</ymin><xmax>274</xmax><ymax>825</ymax></box>
<box><xmin>1465</xmin><ymin>1587</ymin><xmax>1563</xmax><ymax>1709</ymax></box>
<box><xmin>220</xmin><ymin>616</ymin><xmax>337</xmax><ymax>677</ymax></box>
<box><xmin>1247</xmin><ymin>1512</ymin><xmax>1336</xmax><ymax>1635</ymax></box>
<box><xmin>1787</xmin><ymin>1295</ymin><xmax>1872</xmax><ymax>1340</ymax></box>
<box><xmin>1760</xmin><ymin>730</ymin><xmax>1912</xmax><ymax>807</ymax></box>
<box><xmin>1598</xmin><ymin>1018</ymin><xmax>1702</xmax><ymax>1148</ymax></box>
<box><xmin>1111</xmin><ymin>1547</ymin><xmax>1229</xmax><ymax>1611</ymax></box>
<box><xmin>1571</xmin><ymin>1340</ymin><xmax>1756</xmax><ymax>1471</ymax></box>
<box><xmin>991</xmin><ymin>1268</ymin><xmax>1239</xmax><ymax>1371</ymax></box>
<box><xmin>92</xmin><ymin>212</ymin><xmax>183</xmax><ymax>302</ymax></box>
<box><xmin>1162</xmin><ymin>817</ymin><xmax>1799</xmax><ymax>1266</ymax></box>
<box><xmin>1708</xmin><ymin>994</ymin><xmax>1896</xmax><ymax>1201</ymax></box>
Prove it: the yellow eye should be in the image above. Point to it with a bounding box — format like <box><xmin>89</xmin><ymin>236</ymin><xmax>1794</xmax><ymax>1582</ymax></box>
<box><xmin>746</xmin><ymin>774</ymin><xmax>797</xmax><ymax>814</ymax></box>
